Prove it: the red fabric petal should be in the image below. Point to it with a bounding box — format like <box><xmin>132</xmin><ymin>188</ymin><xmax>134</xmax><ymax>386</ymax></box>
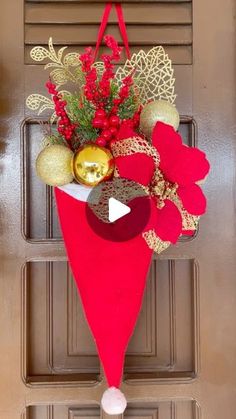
<box><xmin>152</xmin><ymin>122</ymin><xmax>210</xmax><ymax>186</ymax></box>
<box><xmin>152</xmin><ymin>122</ymin><xmax>183</xmax><ymax>173</ymax></box>
<box><xmin>182</xmin><ymin>230</ymin><xmax>195</xmax><ymax>236</ymax></box>
<box><xmin>115</xmin><ymin>153</ymin><xmax>155</xmax><ymax>186</ymax></box>
<box><xmin>178</xmin><ymin>184</ymin><xmax>207</xmax><ymax>215</ymax></box>
<box><xmin>153</xmin><ymin>199</ymin><xmax>182</xmax><ymax>243</ymax></box>
<box><xmin>166</xmin><ymin>146</ymin><xmax>210</xmax><ymax>186</ymax></box>
<box><xmin>117</xmin><ymin>121</ymin><xmax>138</xmax><ymax>140</ymax></box>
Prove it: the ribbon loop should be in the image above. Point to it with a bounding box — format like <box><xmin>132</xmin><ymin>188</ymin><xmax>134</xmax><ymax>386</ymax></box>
<box><xmin>94</xmin><ymin>2</ymin><xmax>131</xmax><ymax>61</ymax></box>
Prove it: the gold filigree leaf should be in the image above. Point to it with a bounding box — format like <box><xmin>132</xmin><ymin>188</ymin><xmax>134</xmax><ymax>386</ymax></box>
<box><xmin>94</xmin><ymin>61</ymin><xmax>105</xmax><ymax>76</ymax></box>
<box><xmin>59</xmin><ymin>90</ymin><xmax>72</xmax><ymax>97</ymax></box>
<box><xmin>48</xmin><ymin>37</ymin><xmax>59</xmax><ymax>62</ymax></box>
<box><xmin>30</xmin><ymin>38</ymin><xmax>82</xmax><ymax>86</ymax></box>
<box><xmin>49</xmin><ymin>68</ymin><xmax>69</xmax><ymax>86</ymax></box>
<box><xmin>44</xmin><ymin>62</ymin><xmax>65</xmax><ymax>69</ymax></box>
<box><xmin>30</xmin><ymin>37</ymin><xmax>59</xmax><ymax>64</ymax></box>
<box><xmin>26</xmin><ymin>90</ymin><xmax>71</xmax><ymax>117</ymax></box>
<box><xmin>63</xmin><ymin>52</ymin><xmax>80</xmax><ymax>66</ymax></box>
<box><xmin>30</xmin><ymin>46</ymin><xmax>52</xmax><ymax>62</ymax></box>
<box><xmin>38</xmin><ymin>104</ymin><xmax>54</xmax><ymax>115</ymax></box>
<box><xmin>116</xmin><ymin>46</ymin><xmax>176</xmax><ymax>105</ymax></box>
<box><xmin>50</xmin><ymin>112</ymin><xmax>57</xmax><ymax>124</ymax></box>
<box><xmin>26</xmin><ymin>94</ymin><xmax>54</xmax><ymax>113</ymax></box>
<box><xmin>58</xmin><ymin>46</ymin><xmax>68</xmax><ymax>61</ymax></box>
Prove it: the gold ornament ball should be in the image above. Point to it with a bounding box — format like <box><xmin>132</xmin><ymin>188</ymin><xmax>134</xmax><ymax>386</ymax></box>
<box><xmin>140</xmin><ymin>100</ymin><xmax>180</xmax><ymax>138</ymax></box>
<box><xmin>36</xmin><ymin>144</ymin><xmax>74</xmax><ymax>186</ymax></box>
<box><xmin>73</xmin><ymin>144</ymin><xmax>114</xmax><ymax>187</ymax></box>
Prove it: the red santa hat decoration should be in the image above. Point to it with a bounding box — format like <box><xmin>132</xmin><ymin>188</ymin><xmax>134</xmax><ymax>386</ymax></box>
<box><xmin>26</xmin><ymin>2</ymin><xmax>210</xmax><ymax>414</ymax></box>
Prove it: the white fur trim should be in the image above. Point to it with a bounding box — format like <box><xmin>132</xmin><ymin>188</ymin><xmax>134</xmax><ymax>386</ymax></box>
<box><xmin>58</xmin><ymin>183</ymin><xmax>92</xmax><ymax>202</ymax></box>
<box><xmin>101</xmin><ymin>387</ymin><xmax>127</xmax><ymax>415</ymax></box>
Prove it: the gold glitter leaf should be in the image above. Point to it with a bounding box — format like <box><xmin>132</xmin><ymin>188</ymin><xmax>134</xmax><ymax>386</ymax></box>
<box><xmin>26</xmin><ymin>90</ymin><xmax>71</xmax><ymax>117</ymax></box>
<box><xmin>58</xmin><ymin>46</ymin><xmax>68</xmax><ymax>61</ymax></box>
<box><xmin>49</xmin><ymin>68</ymin><xmax>70</xmax><ymax>86</ymax></box>
<box><xmin>48</xmin><ymin>37</ymin><xmax>58</xmax><ymax>61</ymax></box>
<box><xmin>63</xmin><ymin>52</ymin><xmax>80</xmax><ymax>67</ymax></box>
<box><xmin>30</xmin><ymin>38</ymin><xmax>58</xmax><ymax>63</ymax></box>
<box><xmin>30</xmin><ymin>38</ymin><xmax>82</xmax><ymax>87</ymax></box>
<box><xmin>26</xmin><ymin>94</ymin><xmax>54</xmax><ymax>113</ymax></box>
<box><xmin>30</xmin><ymin>46</ymin><xmax>52</xmax><ymax>62</ymax></box>
<box><xmin>116</xmin><ymin>46</ymin><xmax>176</xmax><ymax>105</ymax></box>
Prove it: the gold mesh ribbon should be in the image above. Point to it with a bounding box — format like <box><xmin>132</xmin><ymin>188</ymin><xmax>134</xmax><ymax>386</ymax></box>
<box><xmin>111</xmin><ymin>137</ymin><xmax>199</xmax><ymax>254</ymax></box>
<box><xmin>88</xmin><ymin>178</ymin><xmax>147</xmax><ymax>223</ymax></box>
<box><xmin>142</xmin><ymin>230</ymin><xmax>171</xmax><ymax>254</ymax></box>
<box><xmin>111</xmin><ymin>136</ymin><xmax>160</xmax><ymax>167</ymax></box>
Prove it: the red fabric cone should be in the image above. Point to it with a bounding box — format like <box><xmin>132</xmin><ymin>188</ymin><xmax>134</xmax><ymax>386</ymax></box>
<box><xmin>55</xmin><ymin>187</ymin><xmax>153</xmax><ymax>387</ymax></box>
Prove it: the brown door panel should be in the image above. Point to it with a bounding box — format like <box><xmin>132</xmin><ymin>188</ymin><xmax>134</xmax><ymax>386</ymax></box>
<box><xmin>0</xmin><ymin>0</ymin><xmax>236</xmax><ymax>418</ymax></box>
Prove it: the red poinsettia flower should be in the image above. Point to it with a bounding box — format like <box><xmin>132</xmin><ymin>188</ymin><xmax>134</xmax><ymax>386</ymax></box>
<box><xmin>151</xmin><ymin>122</ymin><xmax>210</xmax><ymax>242</ymax></box>
<box><xmin>112</xmin><ymin>121</ymin><xmax>210</xmax><ymax>245</ymax></box>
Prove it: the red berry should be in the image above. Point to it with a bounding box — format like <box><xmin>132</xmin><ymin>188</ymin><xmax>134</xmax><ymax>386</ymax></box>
<box><xmin>95</xmin><ymin>109</ymin><xmax>106</xmax><ymax>119</ymax></box>
<box><xmin>109</xmin><ymin>115</ymin><xmax>120</xmax><ymax>127</ymax></box>
<box><xmin>96</xmin><ymin>137</ymin><xmax>107</xmax><ymax>147</ymax></box>
<box><xmin>101</xmin><ymin>129</ymin><xmax>112</xmax><ymax>141</ymax></box>
<box><xmin>92</xmin><ymin>117</ymin><xmax>104</xmax><ymax>128</ymax></box>
<box><xmin>109</xmin><ymin>126</ymin><xmax>118</xmax><ymax>137</ymax></box>
<box><xmin>103</xmin><ymin>119</ymin><xmax>110</xmax><ymax>129</ymax></box>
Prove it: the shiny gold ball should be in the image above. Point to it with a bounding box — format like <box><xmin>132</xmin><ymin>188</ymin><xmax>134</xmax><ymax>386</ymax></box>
<box><xmin>73</xmin><ymin>144</ymin><xmax>114</xmax><ymax>187</ymax></box>
<box><xmin>36</xmin><ymin>144</ymin><xmax>74</xmax><ymax>186</ymax></box>
<box><xmin>140</xmin><ymin>100</ymin><xmax>180</xmax><ymax>138</ymax></box>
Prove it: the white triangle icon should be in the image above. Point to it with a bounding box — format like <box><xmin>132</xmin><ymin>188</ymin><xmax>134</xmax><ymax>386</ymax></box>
<box><xmin>108</xmin><ymin>197</ymin><xmax>131</xmax><ymax>222</ymax></box>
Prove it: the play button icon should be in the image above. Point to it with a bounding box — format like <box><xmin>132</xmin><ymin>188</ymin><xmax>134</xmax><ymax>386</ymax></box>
<box><xmin>86</xmin><ymin>178</ymin><xmax>151</xmax><ymax>242</ymax></box>
<box><xmin>108</xmin><ymin>197</ymin><xmax>131</xmax><ymax>222</ymax></box>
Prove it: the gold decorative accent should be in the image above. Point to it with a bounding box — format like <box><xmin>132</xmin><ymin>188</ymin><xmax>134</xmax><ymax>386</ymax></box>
<box><xmin>150</xmin><ymin>169</ymin><xmax>178</xmax><ymax>208</ymax></box>
<box><xmin>113</xmin><ymin>165</ymin><xmax>120</xmax><ymax>178</ymax></box>
<box><xmin>143</xmin><ymin>230</ymin><xmax>171</xmax><ymax>254</ymax></box>
<box><xmin>181</xmin><ymin>210</ymin><xmax>199</xmax><ymax>232</ymax></box>
<box><xmin>26</xmin><ymin>38</ymin><xmax>106</xmax><ymax>117</ymax></box>
<box><xmin>26</xmin><ymin>94</ymin><xmax>54</xmax><ymax>113</ymax></box>
<box><xmin>140</xmin><ymin>100</ymin><xmax>180</xmax><ymax>139</ymax></box>
<box><xmin>30</xmin><ymin>37</ymin><xmax>82</xmax><ymax>87</ymax></box>
<box><xmin>72</xmin><ymin>144</ymin><xmax>114</xmax><ymax>187</ymax></box>
<box><xmin>170</xmin><ymin>190</ymin><xmax>199</xmax><ymax>232</ymax></box>
<box><xmin>36</xmin><ymin>144</ymin><xmax>74</xmax><ymax>186</ymax></box>
<box><xmin>116</xmin><ymin>46</ymin><xmax>176</xmax><ymax>105</ymax></box>
<box><xmin>111</xmin><ymin>135</ymin><xmax>198</xmax><ymax>249</ymax></box>
<box><xmin>148</xmin><ymin>168</ymin><xmax>199</xmax><ymax>233</ymax></box>
<box><xmin>111</xmin><ymin>136</ymin><xmax>160</xmax><ymax>167</ymax></box>
<box><xmin>26</xmin><ymin>90</ymin><xmax>72</xmax><ymax>122</ymax></box>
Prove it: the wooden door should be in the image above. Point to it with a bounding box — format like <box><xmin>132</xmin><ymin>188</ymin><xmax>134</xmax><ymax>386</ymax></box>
<box><xmin>0</xmin><ymin>0</ymin><xmax>236</xmax><ymax>418</ymax></box>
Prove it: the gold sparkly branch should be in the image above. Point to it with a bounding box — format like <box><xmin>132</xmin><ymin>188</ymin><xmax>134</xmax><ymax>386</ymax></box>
<box><xmin>116</xmin><ymin>46</ymin><xmax>176</xmax><ymax>105</ymax></box>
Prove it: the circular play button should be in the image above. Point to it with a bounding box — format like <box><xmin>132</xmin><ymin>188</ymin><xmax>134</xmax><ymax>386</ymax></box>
<box><xmin>86</xmin><ymin>178</ymin><xmax>151</xmax><ymax>242</ymax></box>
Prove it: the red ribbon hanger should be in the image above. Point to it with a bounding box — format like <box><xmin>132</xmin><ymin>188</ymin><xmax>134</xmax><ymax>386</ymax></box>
<box><xmin>94</xmin><ymin>2</ymin><xmax>131</xmax><ymax>60</ymax></box>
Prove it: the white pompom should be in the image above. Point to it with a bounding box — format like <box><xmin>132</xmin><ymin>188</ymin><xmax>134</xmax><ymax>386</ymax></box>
<box><xmin>101</xmin><ymin>387</ymin><xmax>127</xmax><ymax>415</ymax></box>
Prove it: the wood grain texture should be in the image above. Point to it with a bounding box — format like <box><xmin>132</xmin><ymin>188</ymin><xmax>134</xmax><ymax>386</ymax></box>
<box><xmin>23</xmin><ymin>401</ymin><xmax>199</xmax><ymax>418</ymax></box>
<box><xmin>25</xmin><ymin>3</ymin><xmax>192</xmax><ymax>24</ymax></box>
<box><xmin>21</xmin><ymin>259</ymin><xmax>198</xmax><ymax>386</ymax></box>
<box><xmin>25</xmin><ymin>24</ymin><xmax>192</xmax><ymax>45</ymax></box>
<box><xmin>24</xmin><ymin>1</ymin><xmax>192</xmax><ymax>65</ymax></box>
<box><xmin>1</xmin><ymin>0</ymin><xmax>236</xmax><ymax>417</ymax></box>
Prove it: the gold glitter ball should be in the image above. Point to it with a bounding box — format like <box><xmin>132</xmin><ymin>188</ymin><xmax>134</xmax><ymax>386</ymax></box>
<box><xmin>140</xmin><ymin>100</ymin><xmax>180</xmax><ymax>138</ymax></box>
<box><xmin>36</xmin><ymin>144</ymin><xmax>74</xmax><ymax>186</ymax></box>
<box><xmin>73</xmin><ymin>144</ymin><xmax>114</xmax><ymax>187</ymax></box>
